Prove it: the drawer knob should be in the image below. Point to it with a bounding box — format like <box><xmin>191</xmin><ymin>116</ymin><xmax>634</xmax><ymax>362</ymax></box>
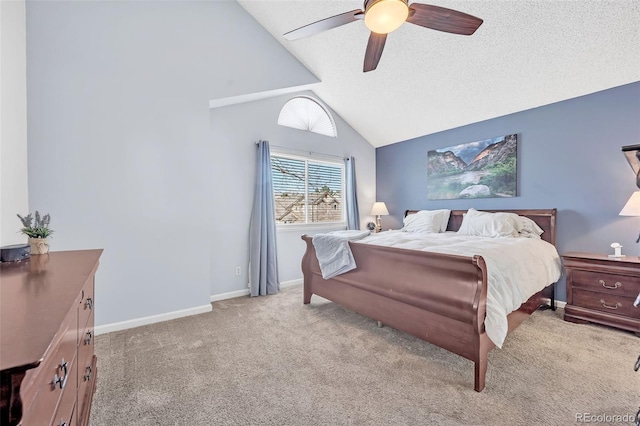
<box><xmin>85</xmin><ymin>297</ymin><xmax>93</xmax><ymax>310</ymax></box>
<box><xmin>52</xmin><ymin>358</ymin><xmax>69</xmax><ymax>389</ymax></box>
<box><xmin>599</xmin><ymin>299</ymin><xmax>622</xmax><ymax>310</ymax></box>
<box><xmin>53</xmin><ymin>373</ymin><xmax>63</xmax><ymax>389</ymax></box>
<box><xmin>635</xmin><ymin>354</ymin><xmax>640</xmax><ymax>372</ymax></box>
<box><xmin>59</xmin><ymin>421</ymin><xmax>68</xmax><ymax>426</ymax></box>
<box><xmin>53</xmin><ymin>372</ymin><xmax>67</xmax><ymax>390</ymax></box>
<box><xmin>598</xmin><ymin>279</ymin><xmax>621</xmax><ymax>290</ymax></box>
<box><xmin>85</xmin><ymin>330</ymin><xmax>93</xmax><ymax>345</ymax></box>
<box><xmin>84</xmin><ymin>365</ymin><xmax>93</xmax><ymax>382</ymax></box>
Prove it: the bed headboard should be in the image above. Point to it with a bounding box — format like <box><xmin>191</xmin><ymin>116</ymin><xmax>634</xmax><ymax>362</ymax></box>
<box><xmin>404</xmin><ymin>209</ymin><xmax>557</xmax><ymax>246</ymax></box>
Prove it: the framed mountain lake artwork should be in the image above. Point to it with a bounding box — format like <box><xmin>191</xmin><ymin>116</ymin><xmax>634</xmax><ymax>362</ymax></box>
<box><xmin>427</xmin><ymin>134</ymin><xmax>517</xmax><ymax>200</ymax></box>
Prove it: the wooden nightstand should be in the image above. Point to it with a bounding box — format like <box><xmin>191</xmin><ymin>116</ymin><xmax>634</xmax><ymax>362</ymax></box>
<box><xmin>563</xmin><ymin>252</ymin><xmax>640</xmax><ymax>336</ymax></box>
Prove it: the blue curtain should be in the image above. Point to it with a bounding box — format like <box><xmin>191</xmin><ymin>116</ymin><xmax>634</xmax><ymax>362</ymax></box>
<box><xmin>345</xmin><ymin>156</ymin><xmax>360</xmax><ymax>230</ymax></box>
<box><xmin>248</xmin><ymin>140</ymin><xmax>280</xmax><ymax>296</ymax></box>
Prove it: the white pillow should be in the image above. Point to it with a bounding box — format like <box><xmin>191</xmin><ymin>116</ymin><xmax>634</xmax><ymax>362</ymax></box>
<box><xmin>457</xmin><ymin>208</ymin><xmax>520</xmax><ymax>238</ymax></box>
<box><xmin>438</xmin><ymin>209</ymin><xmax>452</xmax><ymax>232</ymax></box>
<box><xmin>518</xmin><ymin>216</ymin><xmax>544</xmax><ymax>239</ymax></box>
<box><xmin>402</xmin><ymin>209</ymin><xmax>451</xmax><ymax>233</ymax></box>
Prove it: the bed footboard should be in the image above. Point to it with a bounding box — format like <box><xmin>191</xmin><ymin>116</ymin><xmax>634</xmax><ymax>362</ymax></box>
<box><xmin>301</xmin><ymin>235</ymin><xmax>492</xmax><ymax>390</ymax></box>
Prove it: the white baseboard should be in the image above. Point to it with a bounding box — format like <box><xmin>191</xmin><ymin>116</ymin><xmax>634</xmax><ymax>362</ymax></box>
<box><xmin>94</xmin><ymin>304</ymin><xmax>212</xmax><ymax>336</ymax></box>
<box><xmin>281</xmin><ymin>278</ymin><xmax>303</xmax><ymax>289</ymax></box>
<box><xmin>209</xmin><ymin>279</ymin><xmax>303</xmax><ymax>303</ymax></box>
<box><xmin>541</xmin><ymin>297</ymin><xmax>567</xmax><ymax>309</ymax></box>
<box><xmin>96</xmin><ymin>279</ymin><xmax>305</xmax><ymax>335</ymax></box>
<box><xmin>210</xmin><ymin>288</ymin><xmax>250</xmax><ymax>302</ymax></box>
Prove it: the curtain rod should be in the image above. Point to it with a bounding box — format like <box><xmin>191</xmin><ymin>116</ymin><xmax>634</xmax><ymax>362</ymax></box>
<box><xmin>255</xmin><ymin>141</ymin><xmax>349</xmax><ymax>161</ymax></box>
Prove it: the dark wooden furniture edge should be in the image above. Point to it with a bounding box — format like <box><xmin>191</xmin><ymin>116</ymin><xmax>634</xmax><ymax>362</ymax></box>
<box><xmin>0</xmin><ymin>250</ymin><xmax>102</xmax><ymax>426</ymax></box>
<box><xmin>301</xmin><ymin>209</ymin><xmax>557</xmax><ymax>392</ymax></box>
<box><xmin>564</xmin><ymin>305</ymin><xmax>640</xmax><ymax>333</ymax></box>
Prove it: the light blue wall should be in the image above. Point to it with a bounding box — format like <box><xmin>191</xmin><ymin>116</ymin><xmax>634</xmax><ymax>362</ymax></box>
<box><xmin>25</xmin><ymin>0</ymin><xmax>326</xmax><ymax>327</ymax></box>
<box><xmin>376</xmin><ymin>82</ymin><xmax>640</xmax><ymax>301</ymax></box>
<box><xmin>209</xmin><ymin>91</ymin><xmax>375</xmax><ymax>292</ymax></box>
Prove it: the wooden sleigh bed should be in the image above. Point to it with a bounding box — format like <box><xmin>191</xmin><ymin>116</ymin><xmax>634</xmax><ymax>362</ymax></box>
<box><xmin>300</xmin><ymin>209</ymin><xmax>557</xmax><ymax>392</ymax></box>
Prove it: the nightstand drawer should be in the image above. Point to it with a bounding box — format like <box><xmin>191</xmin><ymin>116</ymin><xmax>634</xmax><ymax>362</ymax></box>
<box><xmin>570</xmin><ymin>269</ymin><xmax>640</xmax><ymax>298</ymax></box>
<box><xmin>572</xmin><ymin>289</ymin><xmax>640</xmax><ymax>319</ymax></box>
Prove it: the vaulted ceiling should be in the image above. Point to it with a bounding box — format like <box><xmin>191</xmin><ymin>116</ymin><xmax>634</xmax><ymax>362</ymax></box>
<box><xmin>237</xmin><ymin>0</ymin><xmax>640</xmax><ymax>148</ymax></box>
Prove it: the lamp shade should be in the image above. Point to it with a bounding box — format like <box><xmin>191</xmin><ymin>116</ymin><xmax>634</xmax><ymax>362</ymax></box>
<box><xmin>371</xmin><ymin>202</ymin><xmax>389</xmax><ymax>216</ymax></box>
<box><xmin>620</xmin><ymin>191</ymin><xmax>640</xmax><ymax>216</ymax></box>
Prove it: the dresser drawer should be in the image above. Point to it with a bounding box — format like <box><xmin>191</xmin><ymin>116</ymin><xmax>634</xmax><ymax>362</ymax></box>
<box><xmin>78</xmin><ymin>279</ymin><xmax>94</xmax><ymax>341</ymax></box>
<box><xmin>77</xmin><ymin>356</ymin><xmax>97</xmax><ymax>426</ymax></box>
<box><xmin>78</xmin><ymin>313</ymin><xmax>94</xmax><ymax>376</ymax></box>
<box><xmin>77</xmin><ymin>314</ymin><xmax>95</xmax><ymax>423</ymax></box>
<box><xmin>570</xmin><ymin>269</ymin><xmax>640</xmax><ymax>298</ymax></box>
<box><xmin>572</xmin><ymin>289</ymin><xmax>640</xmax><ymax>319</ymax></box>
<box><xmin>20</xmin><ymin>310</ymin><xmax>77</xmax><ymax>426</ymax></box>
<box><xmin>50</xmin><ymin>383</ymin><xmax>75</xmax><ymax>426</ymax></box>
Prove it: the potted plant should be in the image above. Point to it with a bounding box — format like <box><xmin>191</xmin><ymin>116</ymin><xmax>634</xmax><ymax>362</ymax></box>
<box><xmin>17</xmin><ymin>211</ymin><xmax>53</xmax><ymax>255</ymax></box>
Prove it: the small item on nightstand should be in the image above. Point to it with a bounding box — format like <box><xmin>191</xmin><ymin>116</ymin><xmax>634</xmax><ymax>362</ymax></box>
<box><xmin>609</xmin><ymin>242</ymin><xmax>625</xmax><ymax>258</ymax></box>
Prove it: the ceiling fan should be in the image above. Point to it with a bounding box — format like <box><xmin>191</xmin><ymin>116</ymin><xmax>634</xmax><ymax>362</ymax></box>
<box><xmin>283</xmin><ymin>0</ymin><xmax>483</xmax><ymax>72</ymax></box>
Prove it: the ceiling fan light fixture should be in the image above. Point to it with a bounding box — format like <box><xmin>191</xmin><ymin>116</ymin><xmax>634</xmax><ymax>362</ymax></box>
<box><xmin>364</xmin><ymin>0</ymin><xmax>409</xmax><ymax>34</ymax></box>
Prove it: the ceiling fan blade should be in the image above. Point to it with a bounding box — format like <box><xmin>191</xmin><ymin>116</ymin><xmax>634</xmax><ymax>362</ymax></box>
<box><xmin>284</xmin><ymin>9</ymin><xmax>364</xmax><ymax>41</ymax></box>
<box><xmin>363</xmin><ymin>32</ymin><xmax>387</xmax><ymax>72</ymax></box>
<box><xmin>407</xmin><ymin>3</ymin><xmax>483</xmax><ymax>35</ymax></box>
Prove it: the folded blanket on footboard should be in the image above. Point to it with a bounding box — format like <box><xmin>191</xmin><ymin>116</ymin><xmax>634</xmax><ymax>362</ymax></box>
<box><xmin>312</xmin><ymin>230</ymin><xmax>370</xmax><ymax>279</ymax></box>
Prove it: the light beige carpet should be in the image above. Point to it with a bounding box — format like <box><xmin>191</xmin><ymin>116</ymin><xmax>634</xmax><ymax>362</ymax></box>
<box><xmin>91</xmin><ymin>285</ymin><xmax>639</xmax><ymax>426</ymax></box>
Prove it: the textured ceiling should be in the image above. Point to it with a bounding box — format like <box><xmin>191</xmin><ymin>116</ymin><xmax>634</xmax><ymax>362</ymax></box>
<box><xmin>237</xmin><ymin>0</ymin><xmax>640</xmax><ymax>148</ymax></box>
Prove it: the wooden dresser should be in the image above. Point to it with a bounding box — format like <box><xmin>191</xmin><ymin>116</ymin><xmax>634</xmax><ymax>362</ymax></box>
<box><xmin>563</xmin><ymin>252</ymin><xmax>640</xmax><ymax>335</ymax></box>
<box><xmin>0</xmin><ymin>249</ymin><xmax>102</xmax><ymax>426</ymax></box>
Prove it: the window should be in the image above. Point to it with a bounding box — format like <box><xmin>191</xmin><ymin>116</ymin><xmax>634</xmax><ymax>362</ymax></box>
<box><xmin>271</xmin><ymin>154</ymin><xmax>344</xmax><ymax>225</ymax></box>
<box><xmin>277</xmin><ymin>96</ymin><xmax>337</xmax><ymax>138</ymax></box>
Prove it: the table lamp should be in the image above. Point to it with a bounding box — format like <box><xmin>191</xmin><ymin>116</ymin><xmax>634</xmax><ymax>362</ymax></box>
<box><xmin>370</xmin><ymin>202</ymin><xmax>389</xmax><ymax>233</ymax></box>
<box><xmin>620</xmin><ymin>191</ymin><xmax>640</xmax><ymax>246</ymax></box>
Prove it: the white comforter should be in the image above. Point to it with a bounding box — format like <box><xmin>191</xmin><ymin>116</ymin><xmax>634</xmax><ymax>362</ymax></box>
<box><xmin>356</xmin><ymin>231</ymin><xmax>562</xmax><ymax>348</ymax></box>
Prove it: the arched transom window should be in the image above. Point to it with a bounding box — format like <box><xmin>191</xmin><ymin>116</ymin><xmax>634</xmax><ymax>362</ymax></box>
<box><xmin>277</xmin><ymin>96</ymin><xmax>337</xmax><ymax>138</ymax></box>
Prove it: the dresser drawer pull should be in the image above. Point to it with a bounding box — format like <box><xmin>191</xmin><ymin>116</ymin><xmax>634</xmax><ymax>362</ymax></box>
<box><xmin>85</xmin><ymin>330</ymin><xmax>93</xmax><ymax>345</ymax></box>
<box><xmin>599</xmin><ymin>299</ymin><xmax>622</xmax><ymax>310</ymax></box>
<box><xmin>59</xmin><ymin>421</ymin><xmax>68</xmax><ymax>426</ymax></box>
<box><xmin>52</xmin><ymin>359</ymin><xmax>69</xmax><ymax>389</ymax></box>
<box><xmin>635</xmin><ymin>355</ymin><xmax>640</xmax><ymax>372</ymax></box>
<box><xmin>599</xmin><ymin>279</ymin><xmax>621</xmax><ymax>290</ymax></box>
<box><xmin>53</xmin><ymin>373</ymin><xmax>63</xmax><ymax>389</ymax></box>
<box><xmin>84</xmin><ymin>365</ymin><xmax>93</xmax><ymax>382</ymax></box>
<box><xmin>85</xmin><ymin>297</ymin><xmax>93</xmax><ymax>310</ymax></box>
<box><xmin>54</xmin><ymin>359</ymin><xmax>69</xmax><ymax>389</ymax></box>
